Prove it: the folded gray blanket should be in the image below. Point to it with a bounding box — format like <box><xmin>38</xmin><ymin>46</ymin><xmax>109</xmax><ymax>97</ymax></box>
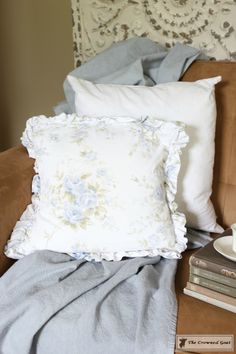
<box><xmin>0</xmin><ymin>251</ymin><xmax>177</xmax><ymax>354</ymax></box>
<box><xmin>55</xmin><ymin>37</ymin><xmax>204</xmax><ymax>114</ymax></box>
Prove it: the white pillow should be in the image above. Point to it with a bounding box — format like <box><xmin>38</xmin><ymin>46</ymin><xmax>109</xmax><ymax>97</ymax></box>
<box><xmin>67</xmin><ymin>76</ymin><xmax>223</xmax><ymax>233</ymax></box>
<box><xmin>5</xmin><ymin>113</ymin><xmax>188</xmax><ymax>261</ymax></box>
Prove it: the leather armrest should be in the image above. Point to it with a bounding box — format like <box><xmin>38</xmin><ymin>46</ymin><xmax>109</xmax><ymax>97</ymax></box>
<box><xmin>0</xmin><ymin>145</ymin><xmax>35</xmax><ymax>275</ymax></box>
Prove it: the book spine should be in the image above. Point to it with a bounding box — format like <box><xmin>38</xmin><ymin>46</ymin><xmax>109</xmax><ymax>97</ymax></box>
<box><xmin>189</xmin><ymin>254</ymin><xmax>236</xmax><ymax>279</ymax></box>
<box><xmin>183</xmin><ymin>288</ymin><xmax>236</xmax><ymax>313</ymax></box>
<box><xmin>186</xmin><ymin>282</ymin><xmax>236</xmax><ymax>306</ymax></box>
<box><xmin>190</xmin><ymin>266</ymin><xmax>236</xmax><ymax>288</ymax></box>
<box><xmin>189</xmin><ymin>274</ymin><xmax>236</xmax><ymax>298</ymax></box>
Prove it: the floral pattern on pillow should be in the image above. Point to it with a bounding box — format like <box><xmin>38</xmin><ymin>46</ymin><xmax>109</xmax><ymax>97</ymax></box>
<box><xmin>5</xmin><ymin>113</ymin><xmax>189</xmax><ymax>261</ymax></box>
<box><xmin>49</xmin><ymin>174</ymin><xmax>108</xmax><ymax>229</ymax></box>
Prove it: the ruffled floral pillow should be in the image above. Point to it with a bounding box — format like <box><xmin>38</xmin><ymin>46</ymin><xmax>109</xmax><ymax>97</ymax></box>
<box><xmin>5</xmin><ymin>113</ymin><xmax>188</xmax><ymax>261</ymax></box>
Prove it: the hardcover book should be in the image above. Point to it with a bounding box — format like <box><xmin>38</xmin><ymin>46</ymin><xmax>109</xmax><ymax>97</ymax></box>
<box><xmin>189</xmin><ymin>237</ymin><xmax>236</xmax><ymax>279</ymax></box>
<box><xmin>190</xmin><ymin>265</ymin><xmax>236</xmax><ymax>288</ymax></box>
<box><xmin>186</xmin><ymin>282</ymin><xmax>236</xmax><ymax>306</ymax></box>
<box><xmin>189</xmin><ymin>274</ymin><xmax>236</xmax><ymax>298</ymax></box>
<box><xmin>183</xmin><ymin>288</ymin><xmax>236</xmax><ymax>313</ymax></box>
<box><xmin>184</xmin><ymin>230</ymin><xmax>236</xmax><ymax>313</ymax></box>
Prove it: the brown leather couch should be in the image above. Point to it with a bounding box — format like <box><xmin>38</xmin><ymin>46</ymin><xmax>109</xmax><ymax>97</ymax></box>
<box><xmin>1</xmin><ymin>61</ymin><xmax>236</xmax><ymax>353</ymax></box>
<box><xmin>177</xmin><ymin>61</ymin><xmax>236</xmax><ymax>353</ymax></box>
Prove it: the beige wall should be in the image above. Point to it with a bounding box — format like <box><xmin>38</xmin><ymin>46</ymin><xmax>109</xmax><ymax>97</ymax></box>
<box><xmin>0</xmin><ymin>0</ymin><xmax>74</xmax><ymax>151</ymax></box>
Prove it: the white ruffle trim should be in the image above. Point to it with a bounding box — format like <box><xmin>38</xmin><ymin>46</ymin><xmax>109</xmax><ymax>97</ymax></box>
<box><xmin>4</xmin><ymin>194</ymin><xmax>40</xmax><ymax>259</ymax></box>
<box><xmin>6</xmin><ymin>113</ymin><xmax>189</xmax><ymax>261</ymax></box>
<box><xmin>69</xmin><ymin>247</ymin><xmax>184</xmax><ymax>262</ymax></box>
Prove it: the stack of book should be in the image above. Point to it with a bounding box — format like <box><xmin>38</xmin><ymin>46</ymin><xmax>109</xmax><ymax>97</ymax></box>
<box><xmin>184</xmin><ymin>237</ymin><xmax>236</xmax><ymax>313</ymax></box>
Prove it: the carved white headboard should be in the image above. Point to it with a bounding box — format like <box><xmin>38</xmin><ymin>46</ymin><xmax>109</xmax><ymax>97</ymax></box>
<box><xmin>71</xmin><ymin>0</ymin><xmax>236</xmax><ymax>67</ymax></box>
